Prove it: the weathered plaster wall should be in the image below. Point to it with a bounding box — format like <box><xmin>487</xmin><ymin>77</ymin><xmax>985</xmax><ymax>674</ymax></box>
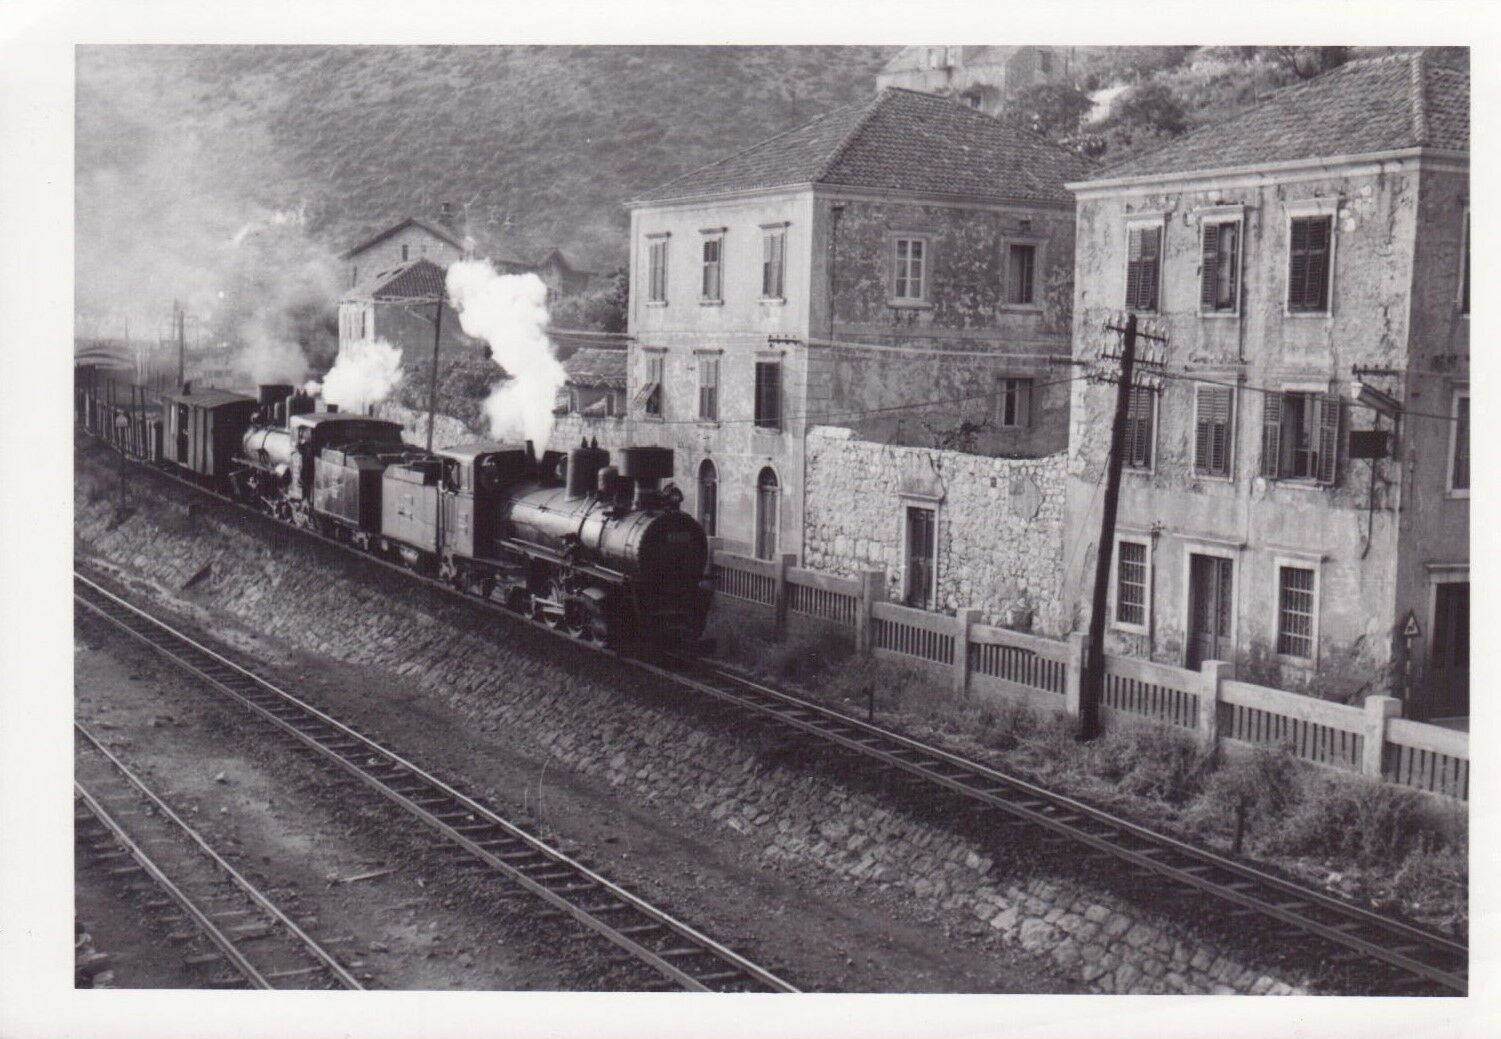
<box><xmin>1064</xmin><ymin>166</ymin><xmax>1430</xmax><ymax>700</ymax></box>
<box><xmin>804</xmin><ymin>426</ymin><xmax>1068</xmax><ymax>633</ymax></box>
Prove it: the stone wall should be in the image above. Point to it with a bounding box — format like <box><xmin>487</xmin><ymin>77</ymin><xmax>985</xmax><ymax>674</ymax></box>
<box><xmin>804</xmin><ymin>426</ymin><xmax>1069</xmax><ymax>634</ymax></box>
<box><xmin>72</xmin><ymin>457</ymin><xmax>1306</xmax><ymax>995</ymax></box>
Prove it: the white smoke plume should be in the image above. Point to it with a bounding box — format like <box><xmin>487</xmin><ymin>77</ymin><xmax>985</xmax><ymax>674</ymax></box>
<box><xmin>317</xmin><ymin>338</ymin><xmax>405</xmax><ymax>413</ymax></box>
<box><xmin>445</xmin><ymin>260</ymin><xmax>565</xmax><ymax>446</ymax></box>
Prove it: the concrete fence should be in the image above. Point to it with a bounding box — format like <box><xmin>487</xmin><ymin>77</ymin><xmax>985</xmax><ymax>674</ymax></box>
<box><xmin>710</xmin><ymin>547</ymin><xmax>1468</xmax><ymax>802</ymax></box>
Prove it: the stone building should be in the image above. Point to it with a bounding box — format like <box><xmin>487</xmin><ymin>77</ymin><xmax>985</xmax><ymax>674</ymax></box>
<box><xmin>336</xmin><ymin>258</ymin><xmax>480</xmax><ymax>382</ymax></box>
<box><xmin>1062</xmin><ymin>53</ymin><xmax>1468</xmax><ymax>720</ymax></box>
<box><xmin>341</xmin><ymin>211</ymin><xmax>468</xmax><ymax>290</ymax></box>
<box><xmin>624</xmin><ymin>87</ymin><xmax>1091</xmax><ymax>562</ymax></box>
<box><xmin>875</xmin><ymin>47</ymin><xmax>1075</xmax><ymax>118</ymax></box>
<box><xmin>533</xmin><ymin>248</ymin><xmax>598</xmax><ymax>303</ymax></box>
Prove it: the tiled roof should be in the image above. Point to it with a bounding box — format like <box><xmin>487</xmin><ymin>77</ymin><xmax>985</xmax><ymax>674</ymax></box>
<box><xmin>344</xmin><ymin>258</ymin><xmax>448</xmax><ymax>302</ymax></box>
<box><xmin>632</xmin><ymin>87</ymin><xmax>1094</xmax><ymax>206</ymax></box>
<box><xmin>561</xmin><ymin>346</ymin><xmax>627</xmax><ymax>391</ymax></box>
<box><xmin>340</xmin><ymin>217</ymin><xmax>464</xmax><ymax>261</ymax></box>
<box><xmin>1094</xmin><ymin>52</ymin><xmax>1469</xmax><ymax>182</ymax></box>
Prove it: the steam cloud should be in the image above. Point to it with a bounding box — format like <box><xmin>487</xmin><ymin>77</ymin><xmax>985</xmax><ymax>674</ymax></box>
<box><xmin>314</xmin><ymin>337</ymin><xmax>405</xmax><ymax>413</ymax></box>
<box><xmin>445</xmin><ymin>261</ymin><xmax>565</xmax><ymax>446</ymax></box>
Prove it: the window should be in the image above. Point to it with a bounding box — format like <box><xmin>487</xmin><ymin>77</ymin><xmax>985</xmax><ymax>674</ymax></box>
<box><xmin>698</xmin><ymin>355</ymin><xmax>719</xmax><ymax>422</ymax></box>
<box><xmin>1006</xmin><ymin>243</ymin><xmax>1036</xmax><ymax>305</ymax></box>
<box><xmin>350</xmin><ymin>265</ymin><xmax>358</xmax><ymax>288</ymax></box>
<box><xmin>1261</xmin><ymin>391</ymin><xmax>1339</xmax><ymax>483</ymax></box>
<box><xmin>637</xmin><ymin>353</ymin><xmax>664</xmax><ymax>417</ymax></box>
<box><xmin>1125</xmin><ymin>224</ymin><xmax>1161</xmax><ymax>311</ymax></box>
<box><xmin>893</xmin><ymin>237</ymin><xmax>927</xmax><ymax>302</ymax></box>
<box><xmin>1038</xmin><ymin>50</ymin><xmax>1053</xmax><ymax>74</ymax></box>
<box><xmin>698</xmin><ymin>460</ymin><xmax>718</xmax><ymax>537</ymax></box>
<box><xmin>1460</xmin><ymin>210</ymin><xmax>1470</xmax><ymax>315</ymax></box>
<box><xmin>755</xmin><ymin>467</ymin><xmax>779</xmax><ymax>561</ymax></box>
<box><xmin>701</xmin><ymin>237</ymin><xmax>722</xmax><ymax>302</ymax></box>
<box><xmin>1200</xmin><ymin>220</ymin><xmax>1241</xmax><ymax>313</ymax></box>
<box><xmin>905</xmin><ymin>506</ymin><xmax>937</xmax><ymax>609</ymax></box>
<box><xmin>1124</xmin><ymin>385</ymin><xmax>1155</xmax><ymax>469</ymax></box>
<box><xmin>647</xmin><ymin>238</ymin><xmax>669</xmax><ymax>303</ymax></box>
<box><xmin>754</xmin><ymin>361</ymin><xmax>782</xmax><ymax>431</ymax></box>
<box><xmin>1287</xmin><ymin>216</ymin><xmax>1332</xmax><ymax>313</ymax></box>
<box><xmin>1276</xmin><ymin>566</ymin><xmax>1317</xmax><ymax>659</ymax></box>
<box><xmin>761</xmin><ymin>228</ymin><xmax>786</xmax><ymax>300</ymax></box>
<box><xmin>401</xmin><ymin>244</ymin><xmax>409</xmax><ymax>261</ymax></box>
<box><xmin>1115</xmin><ymin>540</ymin><xmax>1149</xmax><ymax>629</ymax></box>
<box><xmin>996</xmin><ymin>377</ymin><xmax>1033</xmax><ymax>429</ymax></box>
<box><xmin>1193</xmin><ymin>385</ymin><xmax>1233</xmax><ymax>477</ymax></box>
<box><xmin>1450</xmin><ymin>391</ymin><xmax>1469</xmax><ymax>493</ymax></box>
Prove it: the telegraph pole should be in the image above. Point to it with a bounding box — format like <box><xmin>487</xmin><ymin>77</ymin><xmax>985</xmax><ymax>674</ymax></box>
<box><xmin>1080</xmin><ymin>312</ymin><xmax>1167</xmax><ymax>741</ymax></box>
<box><xmin>174</xmin><ymin>300</ymin><xmax>186</xmax><ymax>389</ymax></box>
<box><xmin>426</xmin><ymin>297</ymin><xmax>444</xmax><ymax>452</ymax></box>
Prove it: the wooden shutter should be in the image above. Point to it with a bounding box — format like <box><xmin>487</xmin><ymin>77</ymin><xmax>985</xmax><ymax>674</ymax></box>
<box><xmin>1017</xmin><ymin>379</ymin><xmax>1033</xmax><ymax>429</ymax></box>
<box><xmin>1199</xmin><ymin>223</ymin><xmax>1219</xmax><ymax>312</ymax></box>
<box><xmin>1316</xmin><ymin>393</ymin><xmax>1340</xmax><ymax>484</ymax></box>
<box><xmin>1125</xmin><ymin>227</ymin><xmax>1143</xmax><ymax>309</ymax></box>
<box><xmin>1305</xmin><ymin>219</ymin><xmax>1330</xmax><ymax>312</ymax></box>
<box><xmin>1195</xmin><ymin>385</ymin><xmax>1232</xmax><ymax>475</ymax></box>
<box><xmin>1126</xmin><ymin>386</ymin><xmax>1153</xmax><ymax>467</ymax></box>
<box><xmin>1261</xmin><ymin>393</ymin><xmax>1284</xmax><ymax>478</ymax></box>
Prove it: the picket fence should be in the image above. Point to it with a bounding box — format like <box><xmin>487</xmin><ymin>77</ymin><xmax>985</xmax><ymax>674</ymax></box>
<box><xmin>711</xmin><ymin>548</ymin><xmax>1468</xmax><ymax>802</ymax></box>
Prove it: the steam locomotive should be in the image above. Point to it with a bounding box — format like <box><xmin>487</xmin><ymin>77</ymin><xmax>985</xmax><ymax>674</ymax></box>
<box><xmin>77</xmin><ymin>372</ymin><xmax>713</xmax><ymax>648</ymax></box>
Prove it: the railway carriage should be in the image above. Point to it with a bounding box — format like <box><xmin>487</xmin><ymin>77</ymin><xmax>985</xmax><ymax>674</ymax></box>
<box><xmin>160</xmin><ymin>387</ymin><xmax>258</xmax><ymax>486</ymax></box>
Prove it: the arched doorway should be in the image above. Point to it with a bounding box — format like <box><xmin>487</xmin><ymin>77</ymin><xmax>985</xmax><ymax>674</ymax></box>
<box><xmin>697</xmin><ymin>459</ymin><xmax>718</xmax><ymax>537</ymax></box>
<box><xmin>755</xmin><ymin>467</ymin><xmax>779</xmax><ymax>561</ymax></box>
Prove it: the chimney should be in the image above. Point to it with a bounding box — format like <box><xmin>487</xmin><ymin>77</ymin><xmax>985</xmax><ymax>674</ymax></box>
<box><xmin>439</xmin><ymin>201</ymin><xmax>455</xmax><ymax>229</ymax></box>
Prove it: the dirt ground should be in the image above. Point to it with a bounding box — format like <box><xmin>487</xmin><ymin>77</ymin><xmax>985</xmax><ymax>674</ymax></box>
<box><xmin>75</xmin><ymin>605</ymin><xmax>1073</xmax><ymax>994</ymax></box>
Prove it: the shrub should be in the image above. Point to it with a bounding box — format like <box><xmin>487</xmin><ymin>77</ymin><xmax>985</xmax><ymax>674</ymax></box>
<box><xmin>1089</xmin><ymin>722</ymin><xmax>1213</xmax><ymax>804</ymax></box>
<box><xmin>1391</xmin><ymin>834</ymin><xmax>1468</xmax><ymax>916</ymax></box>
<box><xmin>1268</xmin><ymin>775</ymin><xmax>1463</xmax><ymax>868</ymax></box>
<box><xmin>1188</xmin><ymin>744</ymin><xmax>1301</xmax><ymax>849</ymax></box>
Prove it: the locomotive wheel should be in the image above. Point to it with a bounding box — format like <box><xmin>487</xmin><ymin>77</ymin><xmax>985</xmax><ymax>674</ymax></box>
<box><xmin>504</xmin><ymin>587</ymin><xmax>528</xmax><ymax>613</ymax></box>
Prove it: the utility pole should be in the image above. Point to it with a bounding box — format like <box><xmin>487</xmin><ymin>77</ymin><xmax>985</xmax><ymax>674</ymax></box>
<box><xmin>1080</xmin><ymin>312</ymin><xmax>1168</xmax><ymax>741</ymax></box>
<box><xmin>174</xmin><ymin>299</ymin><xmax>186</xmax><ymax>390</ymax></box>
<box><xmin>426</xmin><ymin>296</ymin><xmax>444</xmax><ymax>452</ymax></box>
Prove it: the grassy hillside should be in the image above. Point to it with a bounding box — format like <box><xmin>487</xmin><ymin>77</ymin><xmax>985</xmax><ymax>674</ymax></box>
<box><xmin>78</xmin><ymin>45</ymin><xmax>896</xmax><ymax>275</ymax></box>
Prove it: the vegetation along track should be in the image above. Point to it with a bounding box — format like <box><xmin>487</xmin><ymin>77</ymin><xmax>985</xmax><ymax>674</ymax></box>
<box><xmin>74</xmin><ymin>571</ymin><xmax>797</xmax><ymax>994</ymax></box>
<box><xmin>84</xmin><ymin>443</ymin><xmax>1466</xmax><ymax>994</ymax></box>
<box><xmin>75</xmin><ymin>721</ymin><xmax>364</xmax><ymax>990</ymax></box>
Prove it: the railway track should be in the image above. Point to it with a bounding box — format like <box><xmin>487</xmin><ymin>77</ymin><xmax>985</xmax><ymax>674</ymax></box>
<box><xmin>82</xmin><ymin>440</ymin><xmax>1467</xmax><ymax>994</ymax></box>
<box><xmin>74</xmin><ymin>571</ymin><xmax>797</xmax><ymax>994</ymax></box>
<box><xmin>74</xmin><ymin>721</ymin><xmax>363</xmax><ymax>990</ymax></box>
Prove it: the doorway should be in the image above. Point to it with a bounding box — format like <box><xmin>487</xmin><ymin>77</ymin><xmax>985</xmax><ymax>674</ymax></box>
<box><xmin>1427</xmin><ymin>581</ymin><xmax>1469</xmax><ymax>720</ymax></box>
<box><xmin>1187</xmin><ymin>553</ymin><xmax>1233</xmax><ymax>669</ymax></box>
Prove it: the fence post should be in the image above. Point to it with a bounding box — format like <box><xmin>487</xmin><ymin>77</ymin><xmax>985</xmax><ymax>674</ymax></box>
<box><xmin>1064</xmin><ymin>632</ymin><xmax>1088</xmax><ymax>720</ymax></box>
<box><xmin>1361</xmin><ymin>695</ymin><xmax>1401</xmax><ymax>779</ymax></box>
<box><xmin>772</xmin><ymin>553</ymin><xmax>796</xmax><ymax>641</ymax></box>
<box><xmin>855</xmin><ymin>569</ymin><xmax>883</xmax><ymax>655</ymax></box>
<box><xmin>952</xmin><ymin>608</ymin><xmax>982</xmax><ymax>696</ymax></box>
<box><xmin>1197</xmin><ymin>660</ymin><xmax>1233</xmax><ymax>751</ymax></box>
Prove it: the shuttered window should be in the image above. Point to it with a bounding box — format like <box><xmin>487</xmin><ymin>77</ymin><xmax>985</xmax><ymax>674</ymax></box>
<box><xmin>1200</xmin><ymin>220</ymin><xmax>1240</xmax><ymax>313</ymax></box>
<box><xmin>697</xmin><ymin>356</ymin><xmax>719</xmax><ymax>422</ymax></box>
<box><xmin>1194</xmin><ymin>386</ymin><xmax>1233</xmax><ymax>477</ymax></box>
<box><xmin>754</xmin><ymin>361</ymin><xmax>782</xmax><ymax>431</ymax></box>
<box><xmin>698</xmin><ymin>460</ymin><xmax>718</xmax><ymax>537</ymax></box>
<box><xmin>1006</xmin><ymin>243</ymin><xmax>1036</xmax><ymax>305</ymax></box>
<box><xmin>640</xmin><ymin>354</ymin><xmax>664</xmax><ymax>416</ymax></box>
<box><xmin>1262</xmin><ymin>391</ymin><xmax>1339</xmax><ymax>483</ymax></box>
<box><xmin>647</xmin><ymin>239</ymin><xmax>668</xmax><ymax>303</ymax></box>
<box><xmin>1125</xmin><ymin>225</ymin><xmax>1161</xmax><ymax>311</ymax></box>
<box><xmin>1287</xmin><ymin>216</ymin><xmax>1332</xmax><ymax>312</ymax></box>
<box><xmin>762</xmin><ymin>229</ymin><xmax>786</xmax><ymax>299</ymax></box>
<box><xmin>1451</xmin><ymin>392</ymin><xmax>1469</xmax><ymax>492</ymax></box>
<box><xmin>1460</xmin><ymin>210</ymin><xmax>1470</xmax><ymax>315</ymax></box>
<box><xmin>1124</xmin><ymin>385</ymin><xmax>1155</xmax><ymax>469</ymax></box>
<box><xmin>997</xmin><ymin>377</ymin><xmax>1033</xmax><ymax>428</ymax></box>
<box><xmin>1277</xmin><ymin>566</ymin><xmax>1316</xmax><ymax>659</ymax></box>
<box><xmin>701</xmin><ymin>238</ymin><xmax>722</xmax><ymax>301</ymax></box>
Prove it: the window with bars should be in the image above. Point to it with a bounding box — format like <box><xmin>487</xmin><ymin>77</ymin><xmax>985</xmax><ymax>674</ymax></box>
<box><xmin>1124</xmin><ymin>385</ymin><xmax>1155</xmax><ymax>469</ymax></box>
<box><xmin>1261</xmin><ymin>391</ymin><xmax>1339</xmax><ymax>483</ymax></box>
<box><xmin>1125</xmin><ymin>224</ymin><xmax>1161</xmax><ymax>311</ymax></box>
<box><xmin>1194</xmin><ymin>385</ymin><xmax>1233</xmax><ymax>477</ymax></box>
<box><xmin>996</xmin><ymin>377</ymin><xmax>1033</xmax><ymax>429</ymax></box>
<box><xmin>1200</xmin><ymin>220</ymin><xmax>1240</xmax><ymax>313</ymax></box>
<box><xmin>1116</xmin><ymin>540</ymin><xmax>1148</xmax><ymax>628</ymax></box>
<box><xmin>762</xmin><ymin>229</ymin><xmax>786</xmax><ymax>300</ymax></box>
<box><xmin>1277</xmin><ymin>566</ymin><xmax>1316</xmax><ymax>659</ymax></box>
<box><xmin>1006</xmin><ymin>243</ymin><xmax>1036</xmax><ymax>305</ymax></box>
<box><xmin>754</xmin><ymin>361</ymin><xmax>782</xmax><ymax>431</ymax></box>
<box><xmin>647</xmin><ymin>239</ymin><xmax>669</xmax><ymax>303</ymax></box>
<box><xmin>1451</xmin><ymin>392</ymin><xmax>1469</xmax><ymax>492</ymax></box>
<box><xmin>893</xmin><ymin>237</ymin><xmax>927</xmax><ymax>301</ymax></box>
<box><xmin>697</xmin><ymin>355</ymin><xmax>719</xmax><ymax>422</ymax></box>
<box><xmin>1287</xmin><ymin>216</ymin><xmax>1332</xmax><ymax>312</ymax></box>
<box><xmin>701</xmin><ymin>238</ymin><xmax>722</xmax><ymax>301</ymax></box>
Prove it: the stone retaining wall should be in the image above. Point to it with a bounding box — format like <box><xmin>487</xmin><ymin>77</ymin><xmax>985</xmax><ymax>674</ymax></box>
<box><xmin>73</xmin><ymin>459</ymin><xmax>1305</xmax><ymax>995</ymax></box>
